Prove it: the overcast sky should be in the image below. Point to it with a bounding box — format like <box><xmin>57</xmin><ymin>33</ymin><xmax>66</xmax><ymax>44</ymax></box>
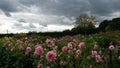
<box><xmin>0</xmin><ymin>0</ymin><xmax>120</xmax><ymax>33</ymax></box>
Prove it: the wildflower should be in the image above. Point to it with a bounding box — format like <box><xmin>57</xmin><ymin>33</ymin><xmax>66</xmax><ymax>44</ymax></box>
<box><xmin>109</xmin><ymin>45</ymin><xmax>115</xmax><ymax>50</ymax></box>
<box><xmin>95</xmin><ymin>55</ymin><xmax>103</xmax><ymax>63</ymax></box>
<box><xmin>118</xmin><ymin>56</ymin><xmax>120</xmax><ymax>60</ymax></box>
<box><xmin>18</xmin><ymin>45</ymin><xmax>24</xmax><ymax>51</ymax></box>
<box><xmin>72</xmin><ymin>39</ymin><xmax>78</xmax><ymax>45</ymax></box>
<box><xmin>46</xmin><ymin>51</ymin><xmax>56</xmax><ymax>62</ymax></box>
<box><xmin>54</xmin><ymin>46</ymin><xmax>58</xmax><ymax>50</ymax></box>
<box><xmin>16</xmin><ymin>40</ymin><xmax>23</xmax><ymax>44</ymax></box>
<box><xmin>93</xmin><ymin>44</ymin><xmax>98</xmax><ymax>49</ymax></box>
<box><xmin>45</xmin><ymin>39</ymin><xmax>54</xmax><ymax>45</ymax></box>
<box><xmin>34</xmin><ymin>46</ymin><xmax>43</xmax><ymax>56</ymax></box>
<box><xmin>68</xmin><ymin>50</ymin><xmax>73</xmax><ymax>54</ymax></box>
<box><xmin>60</xmin><ymin>61</ymin><xmax>67</xmax><ymax>66</ymax></box>
<box><xmin>46</xmin><ymin>66</ymin><xmax>50</xmax><ymax>68</ymax></box>
<box><xmin>90</xmin><ymin>65</ymin><xmax>92</xmax><ymax>68</ymax></box>
<box><xmin>10</xmin><ymin>47</ymin><xmax>14</xmax><ymax>51</ymax></box>
<box><xmin>76</xmin><ymin>49</ymin><xmax>81</xmax><ymax>55</ymax></box>
<box><xmin>67</xmin><ymin>42</ymin><xmax>73</xmax><ymax>49</ymax></box>
<box><xmin>25</xmin><ymin>47</ymin><xmax>32</xmax><ymax>55</ymax></box>
<box><xmin>35</xmin><ymin>45</ymin><xmax>40</xmax><ymax>48</ymax></box>
<box><xmin>62</xmin><ymin>46</ymin><xmax>67</xmax><ymax>52</ymax></box>
<box><xmin>91</xmin><ymin>51</ymin><xmax>97</xmax><ymax>58</ymax></box>
<box><xmin>98</xmin><ymin>50</ymin><xmax>102</xmax><ymax>55</ymax></box>
<box><xmin>37</xmin><ymin>64</ymin><xmax>43</xmax><ymax>68</ymax></box>
<box><xmin>78</xmin><ymin>42</ymin><xmax>85</xmax><ymax>49</ymax></box>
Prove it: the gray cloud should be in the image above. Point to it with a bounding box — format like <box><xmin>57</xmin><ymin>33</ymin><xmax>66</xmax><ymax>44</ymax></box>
<box><xmin>13</xmin><ymin>23</ymin><xmax>36</xmax><ymax>30</ymax></box>
<box><xmin>18</xmin><ymin>0</ymin><xmax>120</xmax><ymax>21</ymax></box>
<box><xmin>1</xmin><ymin>0</ymin><xmax>120</xmax><ymax>19</ymax></box>
<box><xmin>29</xmin><ymin>23</ymin><xmax>36</xmax><ymax>28</ymax></box>
<box><xmin>0</xmin><ymin>0</ymin><xmax>20</xmax><ymax>16</ymax></box>
<box><xmin>0</xmin><ymin>0</ymin><xmax>120</xmax><ymax>33</ymax></box>
<box><xmin>18</xmin><ymin>19</ymin><xmax>26</xmax><ymax>23</ymax></box>
<box><xmin>89</xmin><ymin>0</ymin><xmax>120</xmax><ymax>16</ymax></box>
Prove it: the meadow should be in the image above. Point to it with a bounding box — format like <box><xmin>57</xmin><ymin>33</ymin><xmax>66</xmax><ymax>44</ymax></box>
<box><xmin>0</xmin><ymin>32</ymin><xmax>120</xmax><ymax>68</ymax></box>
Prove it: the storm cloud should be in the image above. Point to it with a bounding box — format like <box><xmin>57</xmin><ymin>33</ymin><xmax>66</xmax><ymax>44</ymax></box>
<box><xmin>0</xmin><ymin>0</ymin><xmax>120</xmax><ymax>33</ymax></box>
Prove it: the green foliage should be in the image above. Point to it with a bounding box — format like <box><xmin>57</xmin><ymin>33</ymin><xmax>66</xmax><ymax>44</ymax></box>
<box><xmin>99</xmin><ymin>17</ymin><xmax>120</xmax><ymax>32</ymax></box>
<box><xmin>0</xmin><ymin>32</ymin><xmax>120</xmax><ymax>68</ymax></box>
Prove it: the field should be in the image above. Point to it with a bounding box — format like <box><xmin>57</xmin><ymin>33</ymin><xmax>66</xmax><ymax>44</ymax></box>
<box><xmin>0</xmin><ymin>32</ymin><xmax>120</xmax><ymax>68</ymax></box>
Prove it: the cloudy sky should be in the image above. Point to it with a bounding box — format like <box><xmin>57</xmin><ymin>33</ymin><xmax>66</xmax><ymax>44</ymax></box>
<box><xmin>0</xmin><ymin>0</ymin><xmax>120</xmax><ymax>33</ymax></box>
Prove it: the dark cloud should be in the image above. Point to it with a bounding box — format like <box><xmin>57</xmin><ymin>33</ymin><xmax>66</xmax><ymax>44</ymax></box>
<box><xmin>89</xmin><ymin>0</ymin><xmax>120</xmax><ymax>16</ymax></box>
<box><xmin>1</xmin><ymin>0</ymin><xmax>120</xmax><ymax>19</ymax></box>
<box><xmin>18</xmin><ymin>0</ymin><xmax>120</xmax><ymax>21</ymax></box>
<box><xmin>0</xmin><ymin>0</ymin><xmax>19</xmax><ymax>16</ymax></box>
<box><xmin>1</xmin><ymin>0</ymin><xmax>120</xmax><ymax>33</ymax></box>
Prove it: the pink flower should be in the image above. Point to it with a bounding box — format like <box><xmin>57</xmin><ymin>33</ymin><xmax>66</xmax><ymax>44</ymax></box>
<box><xmin>45</xmin><ymin>39</ymin><xmax>54</xmax><ymax>45</ymax></box>
<box><xmin>72</xmin><ymin>39</ymin><xmax>78</xmax><ymax>45</ymax></box>
<box><xmin>98</xmin><ymin>50</ymin><xmax>102</xmax><ymax>55</ymax></box>
<box><xmin>78</xmin><ymin>42</ymin><xmax>85</xmax><ymax>49</ymax></box>
<box><xmin>62</xmin><ymin>46</ymin><xmax>67</xmax><ymax>52</ymax></box>
<box><xmin>46</xmin><ymin>51</ymin><xmax>56</xmax><ymax>62</ymax></box>
<box><xmin>109</xmin><ymin>45</ymin><xmax>115</xmax><ymax>50</ymax></box>
<box><xmin>16</xmin><ymin>40</ymin><xmax>23</xmax><ymax>44</ymax></box>
<box><xmin>95</xmin><ymin>55</ymin><xmax>103</xmax><ymax>63</ymax></box>
<box><xmin>35</xmin><ymin>45</ymin><xmax>40</xmax><ymax>48</ymax></box>
<box><xmin>91</xmin><ymin>51</ymin><xmax>97</xmax><ymax>58</ymax></box>
<box><xmin>34</xmin><ymin>46</ymin><xmax>43</xmax><ymax>56</ymax></box>
<box><xmin>18</xmin><ymin>45</ymin><xmax>24</xmax><ymax>51</ymax></box>
<box><xmin>93</xmin><ymin>44</ymin><xmax>98</xmax><ymax>49</ymax></box>
<box><xmin>37</xmin><ymin>64</ymin><xmax>43</xmax><ymax>68</ymax></box>
<box><xmin>76</xmin><ymin>49</ymin><xmax>81</xmax><ymax>55</ymax></box>
<box><xmin>118</xmin><ymin>56</ymin><xmax>120</xmax><ymax>60</ymax></box>
<box><xmin>67</xmin><ymin>42</ymin><xmax>73</xmax><ymax>49</ymax></box>
<box><xmin>25</xmin><ymin>47</ymin><xmax>32</xmax><ymax>55</ymax></box>
<box><xmin>90</xmin><ymin>65</ymin><xmax>92</xmax><ymax>68</ymax></box>
<box><xmin>60</xmin><ymin>61</ymin><xmax>67</xmax><ymax>66</ymax></box>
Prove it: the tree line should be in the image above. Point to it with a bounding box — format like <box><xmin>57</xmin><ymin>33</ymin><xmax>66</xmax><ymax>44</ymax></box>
<box><xmin>0</xmin><ymin>14</ymin><xmax>120</xmax><ymax>38</ymax></box>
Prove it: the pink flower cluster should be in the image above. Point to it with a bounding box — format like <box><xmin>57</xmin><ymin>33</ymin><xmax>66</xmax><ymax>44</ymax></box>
<box><xmin>62</xmin><ymin>46</ymin><xmax>67</xmax><ymax>52</ymax></box>
<box><xmin>91</xmin><ymin>50</ymin><xmax>103</xmax><ymax>63</ymax></box>
<box><xmin>34</xmin><ymin>46</ymin><xmax>43</xmax><ymax>56</ymax></box>
<box><xmin>46</xmin><ymin>51</ymin><xmax>56</xmax><ymax>62</ymax></box>
<box><xmin>78</xmin><ymin>42</ymin><xmax>85</xmax><ymax>49</ymax></box>
<box><xmin>25</xmin><ymin>47</ymin><xmax>32</xmax><ymax>55</ymax></box>
<box><xmin>91</xmin><ymin>51</ymin><xmax>97</xmax><ymax>58</ymax></box>
<box><xmin>95</xmin><ymin>55</ymin><xmax>103</xmax><ymax>63</ymax></box>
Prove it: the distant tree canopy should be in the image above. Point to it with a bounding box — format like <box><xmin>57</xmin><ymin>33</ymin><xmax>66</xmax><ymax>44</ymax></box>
<box><xmin>71</xmin><ymin>13</ymin><xmax>97</xmax><ymax>35</ymax></box>
<box><xmin>99</xmin><ymin>17</ymin><xmax>120</xmax><ymax>32</ymax></box>
<box><xmin>99</xmin><ymin>20</ymin><xmax>110</xmax><ymax>32</ymax></box>
<box><xmin>75</xmin><ymin>13</ymin><xmax>96</xmax><ymax>28</ymax></box>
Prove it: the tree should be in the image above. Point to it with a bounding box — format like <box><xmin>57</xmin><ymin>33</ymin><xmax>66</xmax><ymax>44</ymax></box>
<box><xmin>75</xmin><ymin>13</ymin><xmax>96</xmax><ymax>28</ymax></box>
<box><xmin>99</xmin><ymin>17</ymin><xmax>120</xmax><ymax>32</ymax></box>
<box><xmin>74</xmin><ymin>13</ymin><xmax>96</xmax><ymax>35</ymax></box>
<box><xmin>99</xmin><ymin>20</ymin><xmax>110</xmax><ymax>32</ymax></box>
<box><xmin>109</xmin><ymin>18</ymin><xmax>120</xmax><ymax>31</ymax></box>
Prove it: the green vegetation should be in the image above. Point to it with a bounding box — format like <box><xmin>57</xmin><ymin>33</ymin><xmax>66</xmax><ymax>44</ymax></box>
<box><xmin>0</xmin><ymin>32</ymin><xmax>120</xmax><ymax>68</ymax></box>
